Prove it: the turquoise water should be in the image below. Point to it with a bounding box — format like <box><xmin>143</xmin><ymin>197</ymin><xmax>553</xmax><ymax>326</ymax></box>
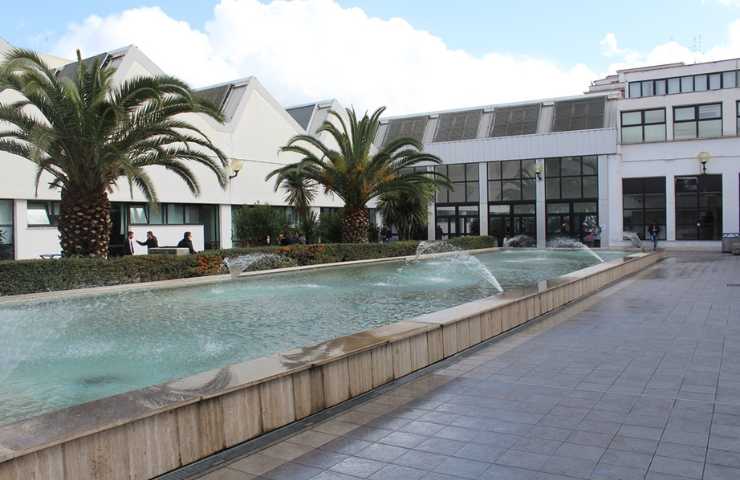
<box><xmin>0</xmin><ymin>249</ymin><xmax>625</xmax><ymax>425</ymax></box>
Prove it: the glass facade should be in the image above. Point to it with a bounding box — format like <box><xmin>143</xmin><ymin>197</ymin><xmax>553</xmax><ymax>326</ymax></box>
<box><xmin>435</xmin><ymin>163</ymin><xmax>480</xmax><ymax>239</ymax></box>
<box><xmin>622</xmin><ymin>177</ymin><xmax>666</xmax><ymax>240</ymax></box>
<box><xmin>0</xmin><ymin>200</ymin><xmax>13</xmax><ymax>260</ymax></box>
<box><xmin>545</xmin><ymin>156</ymin><xmax>599</xmax><ymax>244</ymax></box>
<box><xmin>675</xmin><ymin>175</ymin><xmax>723</xmax><ymax>240</ymax></box>
<box><xmin>487</xmin><ymin>160</ymin><xmax>536</xmax><ymax>245</ymax></box>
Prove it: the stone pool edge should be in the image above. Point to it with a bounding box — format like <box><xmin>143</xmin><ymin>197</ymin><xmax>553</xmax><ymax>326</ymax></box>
<box><xmin>0</xmin><ymin>247</ymin><xmax>503</xmax><ymax>306</ymax></box>
<box><xmin>0</xmin><ymin>251</ymin><xmax>661</xmax><ymax>480</ymax></box>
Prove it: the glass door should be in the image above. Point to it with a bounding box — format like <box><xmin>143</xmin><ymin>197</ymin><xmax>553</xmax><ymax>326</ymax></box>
<box><xmin>675</xmin><ymin>175</ymin><xmax>723</xmax><ymax>240</ymax></box>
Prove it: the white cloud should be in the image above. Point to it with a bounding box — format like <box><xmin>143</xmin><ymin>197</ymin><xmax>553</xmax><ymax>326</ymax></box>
<box><xmin>51</xmin><ymin>0</ymin><xmax>596</xmax><ymax>115</ymax></box>
<box><xmin>602</xmin><ymin>20</ymin><xmax>740</xmax><ymax>72</ymax></box>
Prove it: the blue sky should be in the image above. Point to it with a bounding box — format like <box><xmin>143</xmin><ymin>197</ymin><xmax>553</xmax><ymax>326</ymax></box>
<box><xmin>3</xmin><ymin>0</ymin><xmax>733</xmax><ymax>71</ymax></box>
<box><xmin>3</xmin><ymin>0</ymin><xmax>739</xmax><ymax>113</ymax></box>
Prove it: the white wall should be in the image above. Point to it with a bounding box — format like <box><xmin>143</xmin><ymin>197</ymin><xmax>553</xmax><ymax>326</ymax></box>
<box><xmin>12</xmin><ymin>200</ymin><xmax>62</xmax><ymax>259</ymax></box>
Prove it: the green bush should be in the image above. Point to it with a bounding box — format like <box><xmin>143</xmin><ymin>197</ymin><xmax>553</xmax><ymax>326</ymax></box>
<box><xmin>233</xmin><ymin>203</ymin><xmax>288</xmax><ymax>246</ymax></box>
<box><xmin>0</xmin><ymin>236</ymin><xmax>497</xmax><ymax>296</ymax></box>
<box><xmin>317</xmin><ymin>209</ymin><xmax>343</xmax><ymax>243</ymax></box>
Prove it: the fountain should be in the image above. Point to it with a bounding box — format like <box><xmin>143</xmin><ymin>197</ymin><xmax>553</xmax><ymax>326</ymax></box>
<box><xmin>546</xmin><ymin>237</ymin><xmax>605</xmax><ymax>263</ymax></box>
<box><xmin>411</xmin><ymin>241</ymin><xmax>504</xmax><ymax>293</ymax></box>
<box><xmin>503</xmin><ymin>234</ymin><xmax>536</xmax><ymax>248</ymax></box>
<box><xmin>224</xmin><ymin>253</ymin><xmax>291</xmax><ymax>278</ymax></box>
<box><xmin>623</xmin><ymin>231</ymin><xmax>643</xmax><ymax>249</ymax></box>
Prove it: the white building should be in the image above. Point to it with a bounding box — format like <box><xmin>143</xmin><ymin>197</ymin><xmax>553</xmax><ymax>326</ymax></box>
<box><xmin>0</xmin><ymin>37</ymin><xmax>738</xmax><ymax>259</ymax></box>
<box><xmin>0</xmin><ymin>40</ymin><xmax>344</xmax><ymax>259</ymax></box>
<box><xmin>377</xmin><ymin>59</ymin><xmax>740</xmax><ymax>250</ymax></box>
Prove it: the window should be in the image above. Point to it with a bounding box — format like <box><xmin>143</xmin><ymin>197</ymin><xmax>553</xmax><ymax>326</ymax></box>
<box><xmin>384</xmin><ymin>116</ymin><xmax>428</xmax><ymax>145</ymax></box>
<box><xmin>166</xmin><ymin>204</ymin><xmax>185</xmax><ymax>224</ymax></box>
<box><xmin>630</xmin><ymin>70</ymin><xmax>740</xmax><ymax>97</ymax></box>
<box><xmin>621</xmin><ymin>108</ymin><xmax>666</xmax><ymax>144</ymax></box>
<box><xmin>129</xmin><ymin>205</ymin><xmax>148</xmax><ymax>224</ymax></box>
<box><xmin>545</xmin><ymin>156</ymin><xmax>599</xmax><ymax>243</ymax></box>
<box><xmin>27</xmin><ymin>201</ymin><xmax>60</xmax><ymax>226</ymax></box>
<box><xmin>434</xmin><ymin>110</ymin><xmax>482</xmax><ymax>142</ymax></box>
<box><xmin>668</xmin><ymin>77</ymin><xmax>680</xmax><ymax>94</ymax></box>
<box><xmin>673</xmin><ymin>103</ymin><xmax>722</xmax><ymax>140</ymax></box>
<box><xmin>487</xmin><ymin>160</ymin><xmax>537</xmax><ymax>244</ymax></box>
<box><xmin>490</xmin><ymin>104</ymin><xmax>540</xmax><ymax>137</ymax></box>
<box><xmin>622</xmin><ymin>177</ymin><xmax>666</xmax><ymax>240</ymax></box>
<box><xmin>552</xmin><ymin>98</ymin><xmax>605</xmax><ymax>131</ymax></box>
<box><xmin>435</xmin><ymin>163</ymin><xmax>479</xmax><ymax>203</ymax></box>
<box><xmin>0</xmin><ymin>200</ymin><xmax>13</xmax><ymax>259</ymax></box>
<box><xmin>488</xmin><ymin>160</ymin><xmax>536</xmax><ymax>202</ymax></box>
<box><xmin>675</xmin><ymin>175</ymin><xmax>723</xmax><ymax>240</ymax></box>
<box><xmin>435</xmin><ymin>204</ymin><xmax>479</xmax><ymax>239</ymax></box>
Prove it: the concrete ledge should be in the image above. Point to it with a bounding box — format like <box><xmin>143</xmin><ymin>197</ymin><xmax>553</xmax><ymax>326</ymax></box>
<box><xmin>0</xmin><ymin>251</ymin><xmax>661</xmax><ymax>480</ymax></box>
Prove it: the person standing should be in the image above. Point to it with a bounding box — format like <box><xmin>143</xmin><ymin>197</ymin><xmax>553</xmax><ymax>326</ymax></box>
<box><xmin>648</xmin><ymin>224</ymin><xmax>659</xmax><ymax>250</ymax></box>
<box><xmin>123</xmin><ymin>231</ymin><xmax>136</xmax><ymax>256</ymax></box>
<box><xmin>177</xmin><ymin>231</ymin><xmax>197</xmax><ymax>254</ymax></box>
<box><xmin>137</xmin><ymin>231</ymin><xmax>159</xmax><ymax>250</ymax></box>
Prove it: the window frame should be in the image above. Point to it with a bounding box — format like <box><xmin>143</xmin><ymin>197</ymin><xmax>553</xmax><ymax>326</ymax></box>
<box><xmin>620</xmin><ymin>108</ymin><xmax>666</xmax><ymax>144</ymax></box>
<box><xmin>672</xmin><ymin>102</ymin><xmax>723</xmax><ymax>140</ymax></box>
<box><xmin>435</xmin><ymin>163</ymin><xmax>480</xmax><ymax>204</ymax></box>
<box><xmin>26</xmin><ymin>200</ymin><xmax>61</xmax><ymax>227</ymax></box>
<box><xmin>622</xmin><ymin>177</ymin><xmax>667</xmax><ymax>241</ymax></box>
<box><xmin>628</xmin><ymin>69</ymin><xmax>740</xmax><ymax>98</ymax></box>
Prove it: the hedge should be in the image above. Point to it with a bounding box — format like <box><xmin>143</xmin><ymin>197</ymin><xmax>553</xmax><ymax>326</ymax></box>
<box><xmin>0</xmin><ymin>236</ymin><xmax>496</xmax><ymax>296</ymax></box>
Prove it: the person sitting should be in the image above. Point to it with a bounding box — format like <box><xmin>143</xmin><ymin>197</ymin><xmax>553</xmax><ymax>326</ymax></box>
<box><xmin>137</xmin><ymin>231</ymin><xmax>159</xmax><ymax>250</ymax></box>
<box><xmin>177</xmin><ymin>231</ymin><xmax>196</xmax><ymax>254</ymax></box>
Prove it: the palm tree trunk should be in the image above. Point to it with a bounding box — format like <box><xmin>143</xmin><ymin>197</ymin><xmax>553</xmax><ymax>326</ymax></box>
<box><xmin>342</xmin><ymin>207</ymin><xmax>369</xmax><ymax>243</ymax></box>
<box><xmin>59</xmin><ymin>187</ymin><xmax>112</xmax><ymax>257</ymax></box>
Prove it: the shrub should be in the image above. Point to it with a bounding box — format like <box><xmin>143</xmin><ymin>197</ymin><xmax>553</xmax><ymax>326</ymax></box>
<box><xmin>233</xmin><ymin>203</ymin><xmax>288</xmax><ymax>246</ymax></box>
<box><xmin>318</xmin><ymin>209</ymin><xmax>343</xmax><ymax>243</ymax></box>
<box><xmin>0</xmin><ymin>236</ymin><xmax>497</xmax><ymax>296</ymax></box>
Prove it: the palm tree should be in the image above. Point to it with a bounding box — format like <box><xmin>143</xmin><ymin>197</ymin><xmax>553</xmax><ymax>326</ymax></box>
<box><xmin>378</xmin><ymin>183</ymin><xmax>435</xmax><ymax>241</ymax></box>
<box><xmin>271</xmin><ymin>165</ymin><xmax>317</xmax><ymax>226</ymax></box>
<box><xmin>0</xmin><ymin>49</ymin><xmax>228</xmax><ymax>257</ymax></box>
<box><xmin>267</xmin><ymin>107</ymin><xmax>448</xmax><ymax>243</ymax></box>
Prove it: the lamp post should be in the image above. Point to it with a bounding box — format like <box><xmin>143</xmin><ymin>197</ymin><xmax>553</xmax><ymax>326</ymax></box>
<box><xmin>228</xmin><ymin>159</ymin><xmax>245</xmax><ymax>179</ymax></box>
<box><xmin>697</xmin><ymin>151</ymin><xmax>710</xmax><ymax>175</ymax></box>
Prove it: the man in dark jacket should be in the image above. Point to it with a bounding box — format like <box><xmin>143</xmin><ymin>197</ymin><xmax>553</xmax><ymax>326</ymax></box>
<box><xmin>137</xmin><ymin>231</ymin><xmax>159</xmax><ymax>249</ymax></box>
<box><xmin>177</xmin><ymin>231</ymin><xmax>196</xmax><ymax>254</ymax></box>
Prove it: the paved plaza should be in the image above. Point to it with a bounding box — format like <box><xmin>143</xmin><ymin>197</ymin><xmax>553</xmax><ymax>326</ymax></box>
<box><xmin>194</xmin><ymin>253</ymin><xmax>740</xmax><ymax>480</ymax></box>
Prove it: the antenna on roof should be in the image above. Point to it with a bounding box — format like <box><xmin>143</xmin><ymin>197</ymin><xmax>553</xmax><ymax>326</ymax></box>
<box><xmin>691</xmin><ymin>35</ymin><xmax>703</xmax><ymax>62</ymax></box>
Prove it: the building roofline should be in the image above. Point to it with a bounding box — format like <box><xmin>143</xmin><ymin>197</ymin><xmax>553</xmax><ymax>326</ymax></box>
<box><xmin>380</xmin><ymin>91</ymin><xmax>611</xmax><ymax>121</ymax></box>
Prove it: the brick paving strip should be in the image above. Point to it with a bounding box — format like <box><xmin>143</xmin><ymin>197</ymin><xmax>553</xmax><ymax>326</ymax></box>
<box><xmin>170</xmin><ymin>252</ymin><xmax>740</xmax><ymax>480</ymax></box>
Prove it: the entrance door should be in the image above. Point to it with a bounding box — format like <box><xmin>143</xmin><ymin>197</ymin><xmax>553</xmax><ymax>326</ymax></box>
<box><xmin>675</xmin><ymin>175</ymin><xmax>723</xmax><ymax>240</ymax></box>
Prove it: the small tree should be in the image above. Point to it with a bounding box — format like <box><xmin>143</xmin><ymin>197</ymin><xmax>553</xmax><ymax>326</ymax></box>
<box><xmin>379</xmin><ymin>184</ymin><xmax>434</xmax><ymax>241</ymax></box>
<box><xmin>318</xmin><ymin>209</ymin><xmax>343</xmax><ymax>243</ymax></box>
<box><xmin>233</xmin><ymin>204</ymin><xmax>287</xmax><ymax>246</ymax></box>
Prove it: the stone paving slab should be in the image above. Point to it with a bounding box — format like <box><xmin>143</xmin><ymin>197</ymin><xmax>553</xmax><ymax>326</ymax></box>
<box><xmin>193</xmin><ymin>253</ymin><xmax>740</xmax><ymax>480</ymax></box>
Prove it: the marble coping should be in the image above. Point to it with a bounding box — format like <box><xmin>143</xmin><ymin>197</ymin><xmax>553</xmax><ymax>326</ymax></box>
<box><xmin>0</xmin><ymin>250</ymin><xmax>657</xmax><ymax>465</ymax></box>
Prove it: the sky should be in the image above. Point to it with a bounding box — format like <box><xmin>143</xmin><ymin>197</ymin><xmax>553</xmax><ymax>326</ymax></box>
<box><xmin>3</xmin><ymin>0</ymin><xmax>740</xmax><ymax>114</ymax></box>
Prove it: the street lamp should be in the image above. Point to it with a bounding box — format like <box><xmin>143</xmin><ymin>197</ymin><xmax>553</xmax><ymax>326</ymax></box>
<box><xmin>534</xmin><ymin>164</ymin><xmax>544</xmax><ymax>181</ymax></box>
<box><xmin>697</xmin><ymin>151</ymin><xmax>711</xmax><ymax>175</ymax></box>
<box><xmin>228</xmin><ymin>159</ymin><xmax>245</xmax><ymax>179</ymax></box>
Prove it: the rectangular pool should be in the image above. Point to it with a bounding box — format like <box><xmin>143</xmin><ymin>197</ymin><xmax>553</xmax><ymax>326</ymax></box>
<box><xmin>0</xmin><ymin>249</ymin><xmax>625</xmax><ymax>425</ymax></box>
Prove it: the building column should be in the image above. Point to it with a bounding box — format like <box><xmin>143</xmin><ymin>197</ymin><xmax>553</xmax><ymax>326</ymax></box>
<box><xmin>598</xmin><ymin>155</ymin><xmax>610</xmax><ymax>248</ymax></box>
<box><xmin>666</xmin><ymin>175</ymin><xmax>676</xmax><ymax>241</ymax></box>
<box><xmin>478</xmin><ymin>162</ymin><xmax>488</xmax><ymax>236</ymax></box>
<box><xmin>12</xmin><ymin>199</ymin><xmax>24</xmax><ymax>260</ymax></box>
<box><xmin>427</xmin><ymin>165</ymin><xmax>436</xmax><ymax>241</ymax></box>
<box><xmin>535</xmin><ymin>158</ymin><xmax>546</xmax><ymax>248</ymax></box>
<box><xmin>219</xmin><ymin>204</ymin><xmax>233</xmax><ymax>249</ymax></box>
